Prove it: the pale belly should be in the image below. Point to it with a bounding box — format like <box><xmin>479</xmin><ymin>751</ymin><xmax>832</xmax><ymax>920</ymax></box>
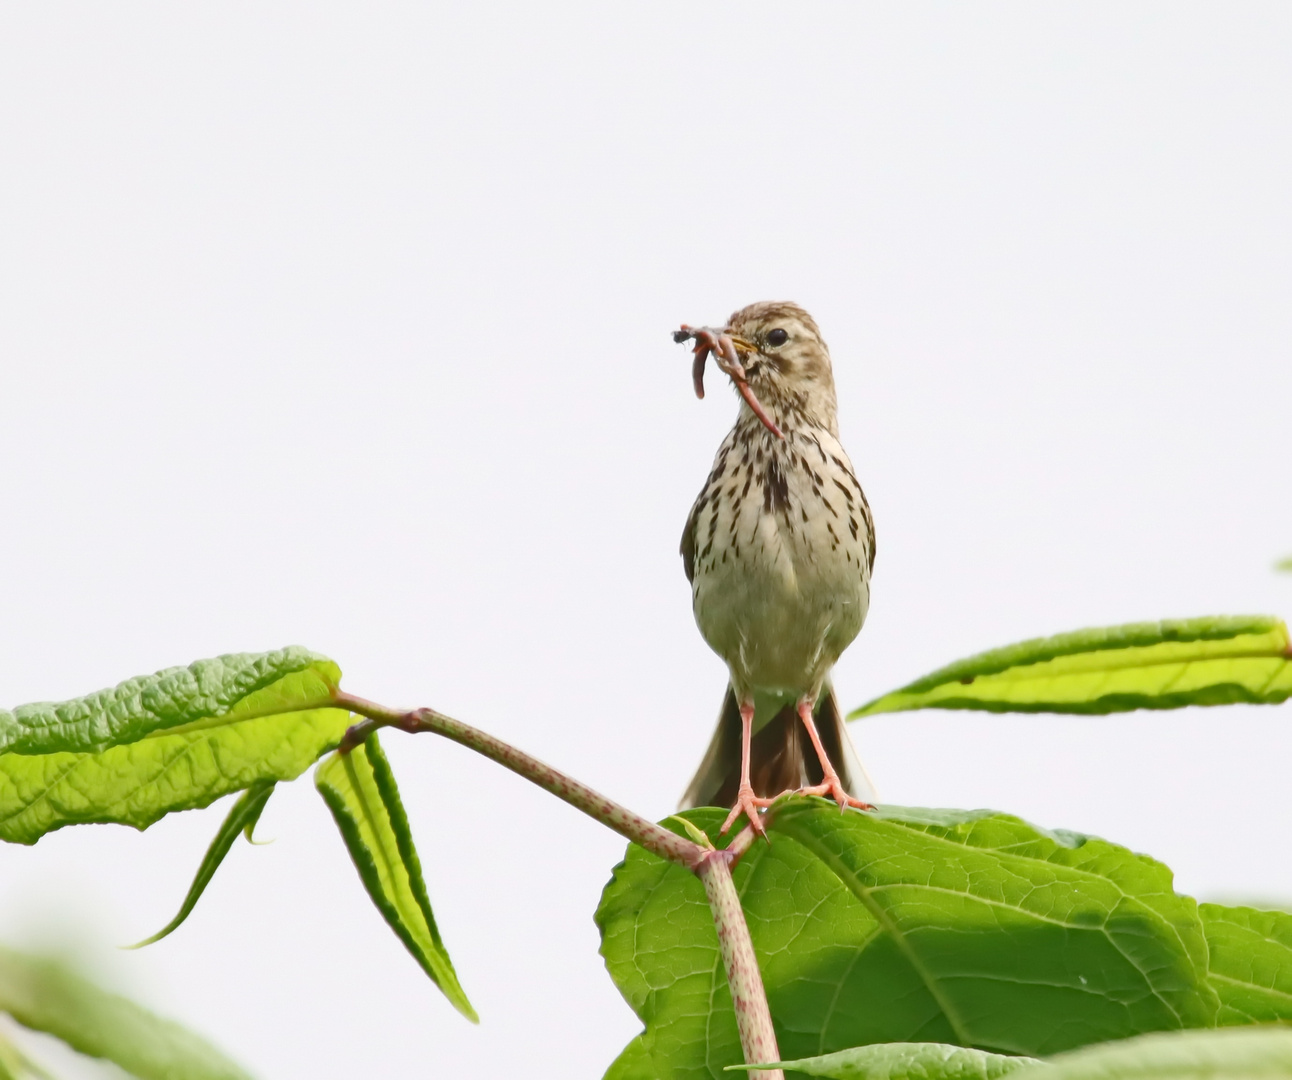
<box><xmin>688</xmin><ymin>427</ymin><xmax>872</xmax><ymax>702</ymax></box>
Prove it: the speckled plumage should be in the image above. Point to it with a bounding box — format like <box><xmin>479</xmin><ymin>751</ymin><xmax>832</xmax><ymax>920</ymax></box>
<box><xmin>680</xmin><ymin>302</ymin><xmax>876</xmax><ymax>814</ymax></box>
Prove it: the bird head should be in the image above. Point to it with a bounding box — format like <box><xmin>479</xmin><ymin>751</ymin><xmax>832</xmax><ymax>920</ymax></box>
<box><xmin>724</xmin><ymin>301</ymin><xmax>839</xmax><ymax>436</ymax></box>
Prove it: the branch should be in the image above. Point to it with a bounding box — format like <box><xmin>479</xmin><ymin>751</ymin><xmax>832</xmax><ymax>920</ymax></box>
<box><xmin>333</xmin><ymin>690</ymin><xmax>782</xmax><ymax>1075</ymax></box>
<box><xmin>335</xmin><ymin>691</ymin><xmax>703</xmax><ymax>868</ymax></box>
<box><xmin>696</xmin><ymin>850</ymin><xmax>785</xmax><ymax>1080</ymax></box>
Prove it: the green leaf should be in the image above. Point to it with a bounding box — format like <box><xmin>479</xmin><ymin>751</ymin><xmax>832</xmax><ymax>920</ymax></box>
<box><xmin>850</xmin><ymin>617</ymin><xmax>1292</xmax><ymax>719</ymax></box>
<box><xmin>1275</xmin><ymin>557</ymin><xmax>1292</xmax><ymax>572</ymax></box>
<box><xmin>1013</xmin><ymin>1027</ymin><xmax>1292</xmax><ymax>1079</ymax></box>
<box><xmin>315</xmin><ymin>734</ymin><xmax>476</xmax><ymax>1021</ymax></box>
<box><xmin>724</xmin><ymin>1041</ymin><xmax>1038</xmax><ymax>1079</ymax></box>
<box><xmin>127</xmin><ymin>781</ymin><xmax>277</xmax><ymax>949</ymax></box>
<box><xmin>597</xmin><ymin>803</ymin><xmax>1216</xmax><ymax>1079</ymax></box>
<box><xmin>0</xmin><ymin>1030</ymin><xmax>56</xmax><ymax>1080</ymax></box>
<box><xmin>0</xmin><ymin>945</ymin><xmax>252</xmax><ymax>1080</ymax></box>
<box><xmin>0</xmin><ymin>649</ymin><xmax>352</xmax><ymax>844</ymax></box>
<box><xmin>0</xmin><ymin>647</ymin><xmax>340</xmax><ymax>755</ymax></box>
<box><xmin>1199</xmin><ymin>903</ymin><xmax>1292</xmax><ymax>1025</ymax></box>
<box><xmin>0</xmin><ymin>705</ymin><xmax>348</xmax><ymax>846</ymax></box>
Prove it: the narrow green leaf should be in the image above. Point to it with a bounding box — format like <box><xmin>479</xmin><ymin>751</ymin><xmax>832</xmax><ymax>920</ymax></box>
<box><xmin>850</xmin><ymin>616</ymin><xmax>1292</xmax><ymax>719</ymax></box>
<box><xmin>724</xmin><ymin>1041</ymin><xmax>1039</xmax><ymax>1078</ymax></box>
<box><xmin>598</xmin><ymin>803</ymin><xmax>1216</xmax><ymax>1079</ymax></box>
<box><xmin>1199</xmin><ymin>903</ymin><xmax>1292</xmax><ymax>1025</ymax></box>
<box><xmin>1012</xmin><ymin>1027</ymin><xmax>1292</xmax><ymax>1079</ymax></box>
<box><xmin>0</xmin><ymin>647</ymin><xmax>340</xmax><ymax>756</ymax></box>
<box><xmin>127</xmin><ymin>781</ymin><xmax>277</xmax><ymax>949</ymax></box>
<box><xmin>316</xmin><ymin>735</ymin><xmax>476</xmax><ymax>1021</ymax></box>
<box><xmin>0</xmin><ymin>946</ymin><xmax>252</xmax><ymax>1080</ymax></box>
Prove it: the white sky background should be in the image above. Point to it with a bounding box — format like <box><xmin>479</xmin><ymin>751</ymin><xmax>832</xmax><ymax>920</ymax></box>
<box><xmin>1</xmin><ymin>4</ymin><xmax>1291</xmax><ymax>1077</ymax></box>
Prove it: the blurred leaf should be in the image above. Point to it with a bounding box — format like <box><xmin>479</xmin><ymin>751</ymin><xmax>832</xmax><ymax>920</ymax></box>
<box><xmin>0</xmin><ymin>648</ymin><xmax>339</xmax><ymax>755</ymax></box>
<box><xmin>725</xmin><ymin>1041</ymin><xmax>1038</xmax><ymax>1078</ymax></box>
<box><xmin>598</xmin><ymin>804</ymin><xmax>1216</xmax><ymax>1079</ymax></box>
<box><xmin>1199</xmin><ymin>903</ymin><xmax>1292</xmax><ymax>1025</ymax></box>
<box><xmin>1012</xmin><ymin>1026</ymin><xmax>1292</xmax><ymax>1079</ymax></box>
<box><xmin>850</xmin><ymin>617</ymin><xmax>1292</xmax><ymax>719</ymax></box>
<box><xmin>0</xmin><ymin>1030</ymin><xmax>56</xmax><ymax>1080</ymax></box>
<box><xmin>0</xmin><ymin>946</ymin><xmax>252</xmax><ymax>1080</ymax></box>
<box><xmin>0</xmin><ymin>649</ymin><xmax>351</xmax><ymax>844</ymax></box>
<box><xmin>128</xmin><ymin>781</ymin><xmax>276</xmax><ymax>949</ymax></box>
<box><xmin>316</xmin><ymin>735</ymin><xmax>476</xmax><ymax>1021</ymax></box>
<box><xmin>1277</xmin><ymin>557</ymin><xmax>1292</xmax><ymax>572</ymax></box>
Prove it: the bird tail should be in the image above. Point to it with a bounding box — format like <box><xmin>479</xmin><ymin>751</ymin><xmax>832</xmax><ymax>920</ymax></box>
<box><xmin>679</xmin><ymin>683</ymin><xmax>878</xmax><ymax>810</ymax></box>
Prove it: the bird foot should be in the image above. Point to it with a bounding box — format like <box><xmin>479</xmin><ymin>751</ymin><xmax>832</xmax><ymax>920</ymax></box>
<box><xmin>721</xmin><ymin>786</ymin><xmax>775</xmax><ymax>836</ymax></box>
<box><xmin>796</xmin><ymin>775</ymin><xmax>874</xmax><ymax>814</ymax></box>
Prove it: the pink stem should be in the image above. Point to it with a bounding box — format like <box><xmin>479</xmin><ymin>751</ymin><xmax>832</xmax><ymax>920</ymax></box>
<box><xmin>697</xmin><ymin>850</ymin><xmax>784</xmax><ymax>1080</ymax></box>
<box><xmin>333</xmin><ymin>692</ymin><xmax>783</xmax><ymax>1069</ymax></box>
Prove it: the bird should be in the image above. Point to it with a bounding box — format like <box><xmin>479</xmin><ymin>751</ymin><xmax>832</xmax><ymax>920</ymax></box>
<box><xmin>676</xmin><ymin>301</ymin><xmax>877</xmax><ymax>835</ymax></box>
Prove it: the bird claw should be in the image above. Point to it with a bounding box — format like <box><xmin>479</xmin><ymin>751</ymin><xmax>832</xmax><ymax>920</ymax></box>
<box><xmin>721</xmin><ymin>786</ymin><xmax>775</xmax><ymax>836</ymax></box>
<box><xmin>796</xmin><ymin>776</ymin><xmax>874</xmax><ymax>814</ymax></box>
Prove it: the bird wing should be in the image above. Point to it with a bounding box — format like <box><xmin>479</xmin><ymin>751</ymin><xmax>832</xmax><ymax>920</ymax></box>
<box><xmin>680</xmin><ymin>497</ymin><xmax>699</xmax><ymax>584</ymax></box>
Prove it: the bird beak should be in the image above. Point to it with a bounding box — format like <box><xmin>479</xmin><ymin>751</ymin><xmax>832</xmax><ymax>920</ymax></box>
<box><xmin>674</xmin><ymin>324</ymin><xmax>785</xmax><ymax>441</ymax></box>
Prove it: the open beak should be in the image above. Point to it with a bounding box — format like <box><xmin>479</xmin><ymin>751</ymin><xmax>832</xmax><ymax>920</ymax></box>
<box><xmin>674</xmin><ymin>325</ymin><xmax>784</xmax><ymax>440</ymax></box>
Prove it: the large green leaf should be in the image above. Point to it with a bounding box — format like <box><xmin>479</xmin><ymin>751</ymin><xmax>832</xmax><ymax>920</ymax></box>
<box><xmin>850</xmin><ymin>617</ymin><xmax>1292</xmax><ymax>718</ymax></box>
<box><xmin>597</xmin><ymin>803</ymin><xmax>1216</xmax><ymax>1079</ymax></box>
<box><xmin>726</xmin><ymin>1042</ymin><xmax>1038</xmax><ymax>1078</ymax></box>
<box><xmin>1013</xmin><ymin>1027</ymin><xmax>1292</xmax><ymax>1079</ymax></box>
<box><xmin>0</xmin><ymin>650</ymin><xmax>350</xmax><ymax>844</ymax></box>
<box><xmin>0</xmin><ymin>945</ymin><xmax>252</xmax><ymax>1080</ymax></box>
<box><xmin>129</xmin><ymin>781</ymin><xmax>277</xmax><ymax>948</ymax></box>
<box><xmin>0</xmin><ymin>648</ymin><xmax>339</xmax><ymax>755</ymax></box>
<box><xmin>316</xmin><ymin>735</ymin><xmax>476</xmax><ymax>1021</ymax></box>
<box><xmin>1199</xmin><ymin>903</ymin><xmax>1292</xmax><ymax>1025</ymax></box>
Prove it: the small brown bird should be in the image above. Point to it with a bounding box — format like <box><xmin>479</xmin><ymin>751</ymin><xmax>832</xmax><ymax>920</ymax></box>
<box><xmin>677</xmin><ymin>302</ymin><xmax>877</xmax><ymax>835</ymax></box>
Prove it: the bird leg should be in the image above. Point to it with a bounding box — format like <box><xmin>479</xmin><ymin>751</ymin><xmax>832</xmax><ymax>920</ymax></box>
<box><xmin>794</xmin><ymin>698</ymin><xmax>874</xmax><ymax>812</ymax></box>
<box><xmin>720</xmin><ymin>698</ymin><xmax>776</xmax><ymax>836</ymax></box>
<box><xmin>673</xmin><ymin>325</ymin><xmax>785</xmax><ymax>440</ymax></box>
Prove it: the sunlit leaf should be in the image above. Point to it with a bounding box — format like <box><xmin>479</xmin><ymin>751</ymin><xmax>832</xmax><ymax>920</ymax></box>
<box><xmin>0</xmin><ymin>946</ymin><xmax>252</xmax><ymax>1080</ymax></box>
<box><xmin>724</xmin><ymin>1041</ymin><xmax>1038</xmax><ymax>1079</ymax></box>
<box><xmin>316</xmin><ymin>734</ymin><xmax>476</xmax><ymax>1021</ymax></box>
<box><xmin>0</xmin><ymin>706</ymin><xmax>347</xmax><ymax>846</ymax></box>
<box><xmin>128</xmin><ymin>781</ymin><xmax>276</xmax><ymax>949</ymax></box>
<box><xmin>850</xmin><ymin>617</ymin><xmax>1292</xmax><ymax>719</ymax></box>
<box><xmin>1012</xmin><ymin>1026</ymin><xmax>1292</xmax><ymax>1079</ymax></box>
<box><xmin>0</xmin><ymin>649</ymin><xmax>350</xmax><ymax>845</ymax></box>
<box><xmin>0</xmin><ymin>648</ymin><xmax>339</xmax><ymax>755</ymax></box>
<box><xmin>598</xmin><ymin>803</ymin><xmax>1216</xmax><ymax>1079</ymax></box>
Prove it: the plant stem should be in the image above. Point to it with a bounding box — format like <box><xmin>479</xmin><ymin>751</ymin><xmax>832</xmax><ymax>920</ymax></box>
<box><xmin>336</xmin><ymin>691</ymin><xmax>707</xmax><ymax>869</ymax></box>
<box><xmin>333</xmin><ymin>690</ymin><xmax>784</xmax><ymax>1072</ymax></box>
<box><xmin>696</xmin><ymin>850</ymin><xmax>785</xmax><ymax>1080</ymax></box>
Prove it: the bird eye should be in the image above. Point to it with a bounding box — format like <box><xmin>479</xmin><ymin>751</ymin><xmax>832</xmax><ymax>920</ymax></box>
<box><xmin>766</xmin><ymin>328</ymin><xmax>789</xmax><ymax>348</ymax></box>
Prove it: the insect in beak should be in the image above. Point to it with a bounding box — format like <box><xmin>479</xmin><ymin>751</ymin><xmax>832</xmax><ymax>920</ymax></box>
<box><xmin>673</xmin><ymin>325</ymin><xmax>785</xmax><ymax>440</ymax></box>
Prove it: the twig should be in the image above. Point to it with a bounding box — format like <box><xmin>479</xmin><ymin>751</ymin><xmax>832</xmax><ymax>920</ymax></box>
<box><xmin>333</xmin><ymin>690</ymin><xmax>783</xmax><ymax>1075</ymax></box>
<box><xmin>696</xmin><ymin>850</ymin><xmax>784</xmax><ymax>1080</ymax></box>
